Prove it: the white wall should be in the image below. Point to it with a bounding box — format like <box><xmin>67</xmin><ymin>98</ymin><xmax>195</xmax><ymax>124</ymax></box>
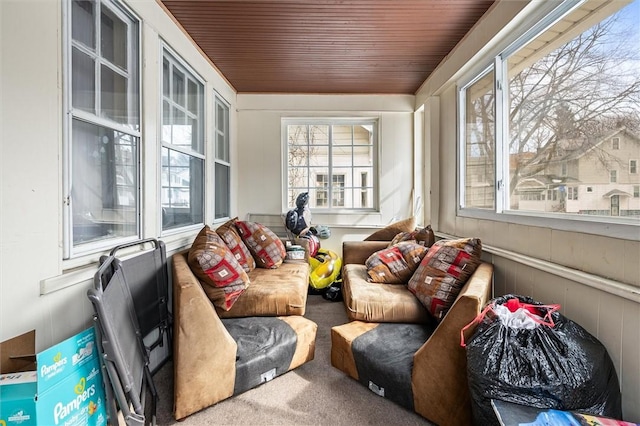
<box><xmin>235</xmin><ymin>94</ymin><xmax>417</xmax><ymax>253</ymax></box>
<box><xmin>0</xmin><ymin>0</ymin><xmax>236</xmax><ymax>351</ymax></box>
<box><xmin>416</xmin><ymin>0</ymin><xmax>640</xmax><ymax>421</ymax></box>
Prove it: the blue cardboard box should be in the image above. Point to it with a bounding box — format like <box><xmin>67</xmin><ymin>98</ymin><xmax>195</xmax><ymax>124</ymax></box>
<box><xmin>0</xmin><ymin>371</ymin><xmax>37</xmax><ymax>425</ymax></box>
<box><xmin>36</xmin><ymin>356</ymin><xmax>107</xmax><ymax>426</ymax></box>
<box><xmin>0</xmin><ymin>328</ymin><xmax>107</xmax><ymax>426</ymax></box>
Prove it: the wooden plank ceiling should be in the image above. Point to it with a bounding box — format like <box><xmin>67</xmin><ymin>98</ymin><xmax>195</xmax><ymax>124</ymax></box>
<box><xmin>159</xmin><ymin>0</ymin><xmax>496</xmax><ymax>94</ymax></box>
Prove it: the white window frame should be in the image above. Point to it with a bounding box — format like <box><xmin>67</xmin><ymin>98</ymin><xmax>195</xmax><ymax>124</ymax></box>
<box><xmin>214</xmin><ymin>93</ymin><xmax>231</xmax><ymax>222</ymax></box>
<box><xmin>160</xmin><ymin>45</ymin><xmax>205</xmax><ymax>234</ymax></box>
<box><xmin>456</xmin><ymin>0</ymin><xmax>639</xmax><ymax>240</ymax></box>
<box><xmin>63</xmin><ymin>0</ymin><xmax>142</xmax><ymax>259</ymax></box>
<box><xmin>282</xmin><ymin>118</ymin><xmax>379</xmax><ymax>213</ymax></box>
<box><xmin>630</xmin><ymin>159</ymin><xmax>638</xmax><ymax>174</ymax></box>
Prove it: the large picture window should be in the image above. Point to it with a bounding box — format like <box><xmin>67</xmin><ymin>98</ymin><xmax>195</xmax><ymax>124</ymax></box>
<box><xmin>161</xmin><ymin>48</ymin><xmax>204</xmax><ymax>231</ymax></box>
<box><xmin>65</xmin><ymin>0</ymin><xmax>140</xmax><ymax>258</ymax></box>
<box><xmin>285</xmin><ymin>119</ymin><xmax>377</xmax><ymax>210</ymax></box>
<box><xmin>459</xmin><ymin>0</ymin><xmax>640</xmax><ymax>226</ymax></box>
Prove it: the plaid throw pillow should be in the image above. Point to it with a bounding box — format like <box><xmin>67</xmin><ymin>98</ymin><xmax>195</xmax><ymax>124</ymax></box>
<box><xmin>216</xmin><ymin>218</ymin><xmax>256</xmax><ymax>273</ymax></box>
<box><xmin>365</xmin><ymin>241</ymin><xmax>429</xmax><ymax>283</ymax></box>
<box><xmin>188</xmin><ymin>225</ymin><xmax>250</xmax><ymax>311</ymax></box>
<box><xmin>408</xmin><ymin>238</ymin><xmax>482</xmax><ymax>322</ymax></box>
<box><xmin>235</xmin><ymin>220</ymin><xmax>287</xmax><ymax>269</ymax></box>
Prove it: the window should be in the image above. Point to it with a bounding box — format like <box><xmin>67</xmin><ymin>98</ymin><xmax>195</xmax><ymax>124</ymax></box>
<box><xmin>612</xmin><ymin>137</ymin><xmax>620</xmax><ymax>150</ymax></box>
<box><xmin>64</xmin><ymin>0</ymin><xmax>140</xmax><ymax>258</ymax></box>
<box><xmin>284</xmin><ymin>119</ymin><xmax>377</xmax><ymax>210</ymax></box>
<box><xmin>161</xmin><ymin>48</ymin><xmax>204</xmax><ymax>231</ymax></box>
<box><xmin>458</xmin><ymin>0</ymin><xmax>640</xmax><ymax>225</ymax></box>
<box><xmin>634</xmin><ymin>186</ymin><xmax>640</xmax><ymax>198</ymax></box>
<box><xmin>214</xmin><ymin>95</ymin><xmax>231</xmax><ymax>220</ymax></box>
<box><xmin>461</xmin><ymin>68</ymin><xmax>495</xmax><ymax>210</ymax></box>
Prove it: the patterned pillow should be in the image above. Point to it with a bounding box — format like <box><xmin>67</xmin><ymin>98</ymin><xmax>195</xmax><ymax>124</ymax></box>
<box><xmin>366</xmin><ymin>241</ymin><xmax>429</xmax><ymax>283</ymax></box>
<box><xmin>364</xmin><ymin>217</ymin><xmax>416</xmax><ymax>241</ymax></box>
<box><xmin>188</xmin><ymin>225</ymin><xmax>250</xmax><ymax>311</ymax></box>
<box><xmin>388</xmin><ymin>225</ymin><xmax>435</xmax><ymax>248</ymax></box>
<box><xmin>408</xmin><ymin>238</ymin><xmax>482</xmax><ymax>322</ymax></box>
<box><xmin>216</xmin><ymin>218</ymin><xmax>256</xmax><ymax>273</ymax></box>
<box><xmin>234</xmin><ymin>220</ymin><xmax>287</xmax><ymax>269</ymax></box>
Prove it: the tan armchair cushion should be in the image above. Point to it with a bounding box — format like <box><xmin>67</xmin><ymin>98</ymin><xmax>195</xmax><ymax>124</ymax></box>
<box><xmin>342</xmin><ymin>264</ymin><xmax>430</xmax><ymax>323</ymax></box>
<box><xmin>217</xmin><ymin>261</ymin><xmax>310</xmax><ymax>318</ymax></box>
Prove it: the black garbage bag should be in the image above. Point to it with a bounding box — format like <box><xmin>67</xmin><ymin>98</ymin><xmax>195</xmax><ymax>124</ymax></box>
<box><xmin>464</xmin><ymin>294</ymin><xmax>622</xmax><ymax>426</ymax></box>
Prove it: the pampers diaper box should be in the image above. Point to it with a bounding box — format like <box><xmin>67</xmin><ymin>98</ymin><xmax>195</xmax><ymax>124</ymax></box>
<box><xmin>0</xmin><ymin>328</ymin><xmax>108</xmax><ymax>426</ymax></box>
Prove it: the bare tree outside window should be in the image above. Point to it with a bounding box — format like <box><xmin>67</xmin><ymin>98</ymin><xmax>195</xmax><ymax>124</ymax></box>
<box><xmin>462</xmin><ymin>0</ymin><xmax>640</xmax><ymax>219</ymax></box>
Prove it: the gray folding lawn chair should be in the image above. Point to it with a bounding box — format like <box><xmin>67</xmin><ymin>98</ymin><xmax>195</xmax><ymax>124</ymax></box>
<box><xmin>103</xmin><ymin>238</ymin><xmax>172</xmax><ymax>374</ymax></box>
<box><xmin>88</xmin><ymin>253</ymin><xmax>158</xmax><ymax>426</ymax></box>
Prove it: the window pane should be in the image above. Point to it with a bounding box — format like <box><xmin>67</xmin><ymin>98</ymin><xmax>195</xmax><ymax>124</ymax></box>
<box><xmin>333</xmin><ymin>125</ymin><xmax>353</xmax><ymax>145</ymax></box>
<box><xmin>216</xmin><ymin>101</ymin><xmax>225</xmax><ymax>131</ymax></box>
<box><xmin>71</xmin><ymin>119</ymin><xmax>138</xmax><ymax>245</ymax></box>
<box><xmin>161</xmin><ymin>100</ymin><xmax>171</xmax><ymax>143</ymax></box>
<box><xmin>72</xmin><ymin>48</ymin><xmax>95</xmax><ymax>113</ymax></box>
<box><xmin>288</xmin><ymin>166</ymin><xmax>309</xmax><ymax>189</ymax></box>
<box><xmin>162</xmin><ymin>58</ymin><xmax>170</xmax><ymax>97</ymax></box>
<box><xmin>214</xmin><ymin>97</ymin><xmax>231</xmax><ymax>220</ymax></box>
<box><xmin>101</xmin><ymin>6</ymin><xmax>127</xmax><ymax>69</ymax></box>
<box><xmin>216</xmin><ymin>133</ymin><xmax>227</xmax><ymax>162</ymax></box>
<box><xmin>353</xmin><ymin>144</ymin><xmax>373</xmax><ymax>167</ymax></box>
<box><xmin>464</xmin><ymin>69</ymin><xmax>495</xmax><ymax>209</ymax></box>
<box><xmin>215</xmin><ymin>163</ymin><xmax>230</xmax><ymax>219</ymax></box>
<box><xmin>310</xmin><ymin>125</ymin><xmax>329</xmax><ymax>145</ymax></box>
<box><xmin>215</xmin><ymin>99</ymin><xmax>229</xmax><ymax>162</ymax></box>
<box><xmin>173</xmin><ymin>69</ymin><xmax>185</xmax><ymax>107</ymax></box>
<box><xmin>309</xmin><ymin>146</ymin><xmax>328</xmax><ymax>167</ymax></box>
<box><xmin>101</xmin><ymin>64</ymin><xmax>127</xmax><ymax>124</ymax></box>
<box><xmin>72</xmin><ymin>0</ymin><xmax>95</xmax><ymax>49</ymax></box>
<box><xmin>507</xmin><ymin>0</ymin><xmax>640</xmax><ymax>219</ymax></box>
<box><xmin>332</xmin><ymin>174</ymin><xmax>345</xmax><ymax>207</ymax></box>
<box><xmin>187</xmin><ymin>79</ymin><xmax>199</xmax><ymax>114</ymax></box>
<box><xmin>161</xmin><ymin>148</ymin><xmax>204</xmax><ymax>230</ymax></box>
<box><xmin>288</xmin><ymin>125</ymin><xmax>308</xmax><ymax>145</ymax></box>
<box><xmin>171</xmin><ymin>108</ymin><xmax>190</xmax><ymax>147</ymax></box>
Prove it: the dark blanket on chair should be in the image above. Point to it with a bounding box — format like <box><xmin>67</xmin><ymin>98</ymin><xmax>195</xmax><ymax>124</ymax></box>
<box><xmin>352</xmin><ymin>323</ymin><xmax>435</xmax><ymax>411</ymax></box>
<box><xmin>222</xmin><ymin>317</ymin><xmax>298</xmax><ymax>395</ymax></box>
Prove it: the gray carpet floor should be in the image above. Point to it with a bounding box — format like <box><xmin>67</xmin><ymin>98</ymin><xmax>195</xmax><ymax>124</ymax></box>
<box><xmin>152</xmin><ymin>294</ymin><xmax>431</xmax><ymax>425</ymax></box>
